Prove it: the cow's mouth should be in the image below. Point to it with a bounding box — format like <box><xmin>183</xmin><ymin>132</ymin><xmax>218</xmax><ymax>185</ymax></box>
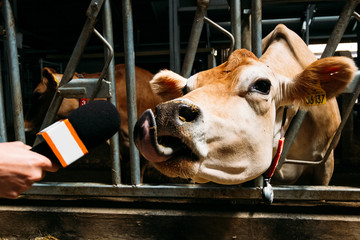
<box><xmin>134</xmin><ymin>109</ymin><xmax>199</xmax><ymax>163</ymax></box>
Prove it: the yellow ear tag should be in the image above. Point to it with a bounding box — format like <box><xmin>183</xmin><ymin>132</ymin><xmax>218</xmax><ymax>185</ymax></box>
<box><xmin>305</xmin><ymin>82</ymin><xmax>326</xmax><ymax>105</ymax></box>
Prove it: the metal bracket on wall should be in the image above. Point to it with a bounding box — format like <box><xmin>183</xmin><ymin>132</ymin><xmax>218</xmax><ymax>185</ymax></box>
<box><xmin>58</xmin><ymin>79</ymin><xmax>112</xmax><ymax>99</ymax></box>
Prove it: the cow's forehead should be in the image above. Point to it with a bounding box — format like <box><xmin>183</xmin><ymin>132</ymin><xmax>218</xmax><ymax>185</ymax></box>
<box><xmin>189</xmin><ymin>58</ymin><xmax>276</xmax><ymax>92</ymax></box>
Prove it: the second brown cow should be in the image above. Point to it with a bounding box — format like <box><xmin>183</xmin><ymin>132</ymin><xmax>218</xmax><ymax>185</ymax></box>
<box><xmin>24</xmin><ymin>64</ymin><xmax>163</xmax><ymax>182</ymax></box>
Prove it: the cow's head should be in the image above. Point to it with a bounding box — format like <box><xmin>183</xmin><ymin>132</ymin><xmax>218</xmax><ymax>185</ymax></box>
<box><xmin>24</xmin><ymin>67</ymin><xmax>79</xmax><ymax>133</ymax></box>
<box><xmin>134</xmin><ymin>49</ymin><xmax>356</xmax><ymax>185</ymax></box>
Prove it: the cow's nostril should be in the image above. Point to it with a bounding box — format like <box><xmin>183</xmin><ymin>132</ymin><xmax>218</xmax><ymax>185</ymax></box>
<box><xmin>178</xmin><ymin>104</ymin><xmax>200</xmax><ymax>122</ymax></box>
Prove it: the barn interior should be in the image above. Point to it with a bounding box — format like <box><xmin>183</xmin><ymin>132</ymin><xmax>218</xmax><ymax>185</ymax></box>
<box><xmin>0</xmin><ymin>0</ymin><xmax>360</xmax><ymax>238</ymax></box>
<box><xmin>3</xmin><ymin>0</ymin><xmax>357</xmax><ymax>183</ymax></box>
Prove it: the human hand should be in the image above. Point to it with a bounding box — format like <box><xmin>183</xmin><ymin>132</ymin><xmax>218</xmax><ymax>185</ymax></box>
<box><xmin>0</xmin><ymin>141</ymin><xmax>59</xmax><ymax>199</ymax></box>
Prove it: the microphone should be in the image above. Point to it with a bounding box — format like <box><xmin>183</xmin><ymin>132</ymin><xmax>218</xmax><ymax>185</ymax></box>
<box><xmin>31</xmin><ymin>100</ymin><xmax>120</xmax><ymax>167</ymax></box>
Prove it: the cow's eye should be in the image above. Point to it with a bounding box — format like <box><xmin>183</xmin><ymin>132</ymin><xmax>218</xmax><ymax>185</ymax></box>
<box><xmin>250</xmin><ymin>79</ymin><xmax>271</xmax><ymax>94</ymax></box>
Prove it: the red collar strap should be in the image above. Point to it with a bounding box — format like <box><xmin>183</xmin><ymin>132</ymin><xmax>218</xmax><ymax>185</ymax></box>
<box><xmin>265</xmin><ymin>136</ymin><xmax>285</xmax><ymax>179</ymax></box>
<box><xmin>264</xmin><ymin>106</ymin><xmax>288</xmax><ymax>179</ymax></box>
<box><xmin>262</xmin><ymin>106</ymin><xmax>288</xmax><ymax>204</ymax></box>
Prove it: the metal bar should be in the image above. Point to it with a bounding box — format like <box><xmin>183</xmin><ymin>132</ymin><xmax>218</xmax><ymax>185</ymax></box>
<box><xmin>251</xmin><ymin>0</ymin><xmax>262</xmax><ymax>58</ymax></box>
<box><xmin>3</xmin><ymin>0</ymin><xmax>25</xmax><ymax>142</ymax></box>
<box><xmin>322</xmin><ymin>0</ymin><xmax>358</xmax><ymax>58</ymax></box>
<box><xmin>305</xmin><ymin>9</ymin><xmax>309</xmax><ymax>45</ymax></box>
<box><xmin>250</xmin><ymin>0</ymin><xmax>263</xmax><ymax>187</ymax></box>
<box><xmin>353</xmin><ymin>11</ymin><xmax>360</xmax><ymax>21</ymax></box>
<box><xmin>34</xmin><ymin>0</ymin><xmax>105</xmax><ymax>145</ymax></box>
<box><xmin>122</xmin><ymin>0</ymin><xmax>140</xmax><ymax>186</ymax></box>
<box><xmin>277</xmin><ymin>110</ymin><xmax>307</xmax><ymax>168</ymax></box>
<box><xmin>25</xmin><ymin>183</ymin><xmax>360</xmax><ymax>202</ymax></box>
<box><xmin>89</xmin><ymin>28</ymin><xmax>114</xmax><ymax>101</ymax></box>
<box><xmin>169</xmin><ymin>0</ymin><xmax>181</xmax><ymax>73</ymax></box>
<box><xmin>103</xmin><ymin>0</ymin><xmax>121</xmax><ymax>185</ymax></box>
<box><xmin>273</xmin><ymin>185</ymin><xmax>360</xmax><ymax>201</ymax></box>
<box><xmin>302</xmin><ymin>4</ymin><xmax>316</xmax><ymax>45</ymax></box>
<box><xmin>58</xmin><ymin>79</ymin><xmax>111</xmax><ymax>98</ymax></box>
<box><xmin>193</xmin><ymin>16</ymin><xmax>346</xmax><ymax>30</ymax></box>
<box><xmin>181</xmin><ymin>0</ymin><xmax>210</xmax><ymax>78</ymax></box>
<box><xmin>0</xmin><ymin>52</ymin><xmax>7</xmax><ymax>141</ymax></box>
<box><xmin>204</xmin><ymin>17</ymin><xmax>235</xmax><ymax>53</ymax></box>
<box><xmin>178</xmin><ymin>5</ymin><xmax>228</xmax><ymax>12</ymax></box>
<box><xmin>27</xmin><ymin>183</ymin><xmax>261</xmax><ymax>199</ymax></box>
<box><xmin>241</xmin><ymin>1</ymin><xmax>251</xmax><ymax>51</ymax></box>
<box><xmin>231</xmin><ymin>0</ymin><xmax>241</xmax><ymax>50</ymax></box>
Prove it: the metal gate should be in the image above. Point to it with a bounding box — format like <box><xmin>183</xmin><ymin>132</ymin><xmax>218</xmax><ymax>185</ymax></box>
<box><xmin>1</xmin><ymin>0</ymin><xmax>360</xmax><ymax>203</ymax></box>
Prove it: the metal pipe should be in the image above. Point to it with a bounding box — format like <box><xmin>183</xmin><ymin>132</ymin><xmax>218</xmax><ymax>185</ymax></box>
<box><xmin>277</xmin><ymin>110</ymin><xmax>307</xmax><ymax>169</ymax></box>
<box><xmin>0</xmin><ymin>52</ymin><xmax>7</xmax><ymax>141</ymax></box>
<box><xmin>181</xmin><ymin>0</ymin><xmax>210</xmax><ymax>78</ymax></box>
<box><xmin>197</xmin><ymin>16</ymin><xmax>347</xmax><ymax>29</ymax></box>
<box><xmin>250</xmin><ymin>0</ymin><xmax>263</xmax><ymax>187</ymax></box>
<box><xmin>322</xmin><ymin>0</ymin><xmax>359</xmax><ymax>58</ymax></box>
<box><xmin>353</xmin><ymin>11</ymin><xmax>360</xmax><ymax>22</ymax></box>
<box><xmin>103</xmin><ymin>0</ymin><xmax>122</xmax><ymax>185</ymax></box>
<box><xmin>305</xmin><ymin>8</ymin><xmax>309</xmax><ymax>45</ymax></box>
<box><xmin>2</xmin><ymin>0</ymin><xmax>25</xmax><ymax>142</ymax></box>
<box><xmin>251</xmin><ymin>0</ymin><xmax>262</xmax><ymax>58</ymax></box>
<box><xmin>204</xmin><ymin>17</ymin><xmax>235</xmax><ymax>53</ymax></box>
<box><xmin>169</xmin><ymin>0</ymin><xmax>181</xmax><ymax>73</ymax></box>
<box><xmin>34</xmin><ymin>0</ymin><xmax>105</xmax><ymax>145</ymax></box>
<box><xmin>231</xmin><ymin>0</ymin><xmax>241</xmax><ymax>50</ymax></box>
<box><xmin>241</xmin><ymin>3</ymin><xmax>251</xmax><ymax>51</ymax></box>
<box><xmin>276</xmin><ymin>3</ymin><xmax>312</xmax><ymax>168</ymax></box>
<box><xmin>25</xmin><ymin>182</ymin><xmax>360</xmax><ymax>202</ymax></box>
<box><xmin>90</xmin><ymin>28</ymin><xmax>114</xmax><ymax>101</ymax></box>
<box><xmin>122</xmin><ymin>0</ymin><xmax>141</xmax><ymax>186</ymax></box>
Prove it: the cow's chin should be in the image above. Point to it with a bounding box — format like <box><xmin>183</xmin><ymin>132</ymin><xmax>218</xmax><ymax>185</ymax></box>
<box><xmin>151</xmin><ymin>155</ymin><xmax>201</xmax><ymax>180</ymax></box>
<box><xmin>152</xmin><ymin>152</ymin><xmax>270</xmax><ymax>185</ymax></box>
<box><xmin>195</xmin><ymin>161</ymin><xmax>267</xmax><ymax>185</ymax></box>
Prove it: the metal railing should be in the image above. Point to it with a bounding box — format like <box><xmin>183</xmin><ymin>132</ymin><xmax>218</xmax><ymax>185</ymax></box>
<box><xmin>1</xmin><ymin>0</ymin><xmax>360</xmax><ymax>203</ymax></box>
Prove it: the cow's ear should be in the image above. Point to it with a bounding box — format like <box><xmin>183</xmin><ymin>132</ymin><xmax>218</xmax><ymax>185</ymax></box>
<box><xmin>279</xmin><ymin>56</ymin><xmax>357</xmax><ymax>107</ymax></box>
<box><xmin>42</xmin><ymin>67</ymin><xmax>60</xmax><ymax>87</ymax></box>
<box><xmin>150</xmin><ymin>70</ymin><xmax>187</xmax><ymax>101</ymax></box>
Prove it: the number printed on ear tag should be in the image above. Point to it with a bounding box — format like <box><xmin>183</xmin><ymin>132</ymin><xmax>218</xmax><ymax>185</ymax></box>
<box><xmin>305</xmin><ymin>84</ymin><xmax>327</xmax><ymax>105</ymax></box>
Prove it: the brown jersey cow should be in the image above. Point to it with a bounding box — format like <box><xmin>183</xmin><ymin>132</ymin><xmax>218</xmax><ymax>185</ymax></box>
<box><xmin>25</xmin><ymin>64</ymin><xmax>163</xmax><ymax>167</ymax></box>
<box><xmin>134</xmin><ymin>24</ymin><xmax>357</xmax><ymax>185</ymax></box>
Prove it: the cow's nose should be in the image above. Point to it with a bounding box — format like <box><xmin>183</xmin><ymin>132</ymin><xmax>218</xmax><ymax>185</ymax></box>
<box><xmin>155</xmin><ymin>100</ymin><xmax>202</xmax><ymax>129</ymax></box>
<box><xmin>178</xmin><ymin>103</ymin><xmax>200</xmax><ymax>123</ymax></box>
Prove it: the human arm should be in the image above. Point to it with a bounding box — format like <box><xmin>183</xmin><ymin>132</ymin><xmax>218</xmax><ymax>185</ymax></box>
<box><xmin>0</xmin><ymin>141</ymin><xmax>59</xmax><ymax>199</ymax></box>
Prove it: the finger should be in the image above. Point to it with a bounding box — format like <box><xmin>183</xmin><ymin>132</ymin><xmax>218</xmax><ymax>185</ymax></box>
<box><xmin>22</xmin><ymin>143</ymin><xmax>32</xmax><ymax>150</ymax></box>
<box><xmin>12</xmin><ymin>141</ymin><xmax>31</xmax><ymax>150</ymax></box>
<box><xmin>30</xmin><ymin>150</ymin><xmax>60</xmax><ymax>173</ymax></box>
<box><xmin>5</xmin><ymin>191</ymin><xmax>20</xmax><ymax>199</ymax></box>
<box><xmin>42</xmin><ymin>160</ymin><xmax>60</xmax><ymax>172</ymax></box>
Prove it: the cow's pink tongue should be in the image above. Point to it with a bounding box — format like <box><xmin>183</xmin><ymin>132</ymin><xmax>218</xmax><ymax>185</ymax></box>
<box><xmin>134</xmin><ymin>109</ymin><xmax>177</xmax><ymax>162</ymax></box>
